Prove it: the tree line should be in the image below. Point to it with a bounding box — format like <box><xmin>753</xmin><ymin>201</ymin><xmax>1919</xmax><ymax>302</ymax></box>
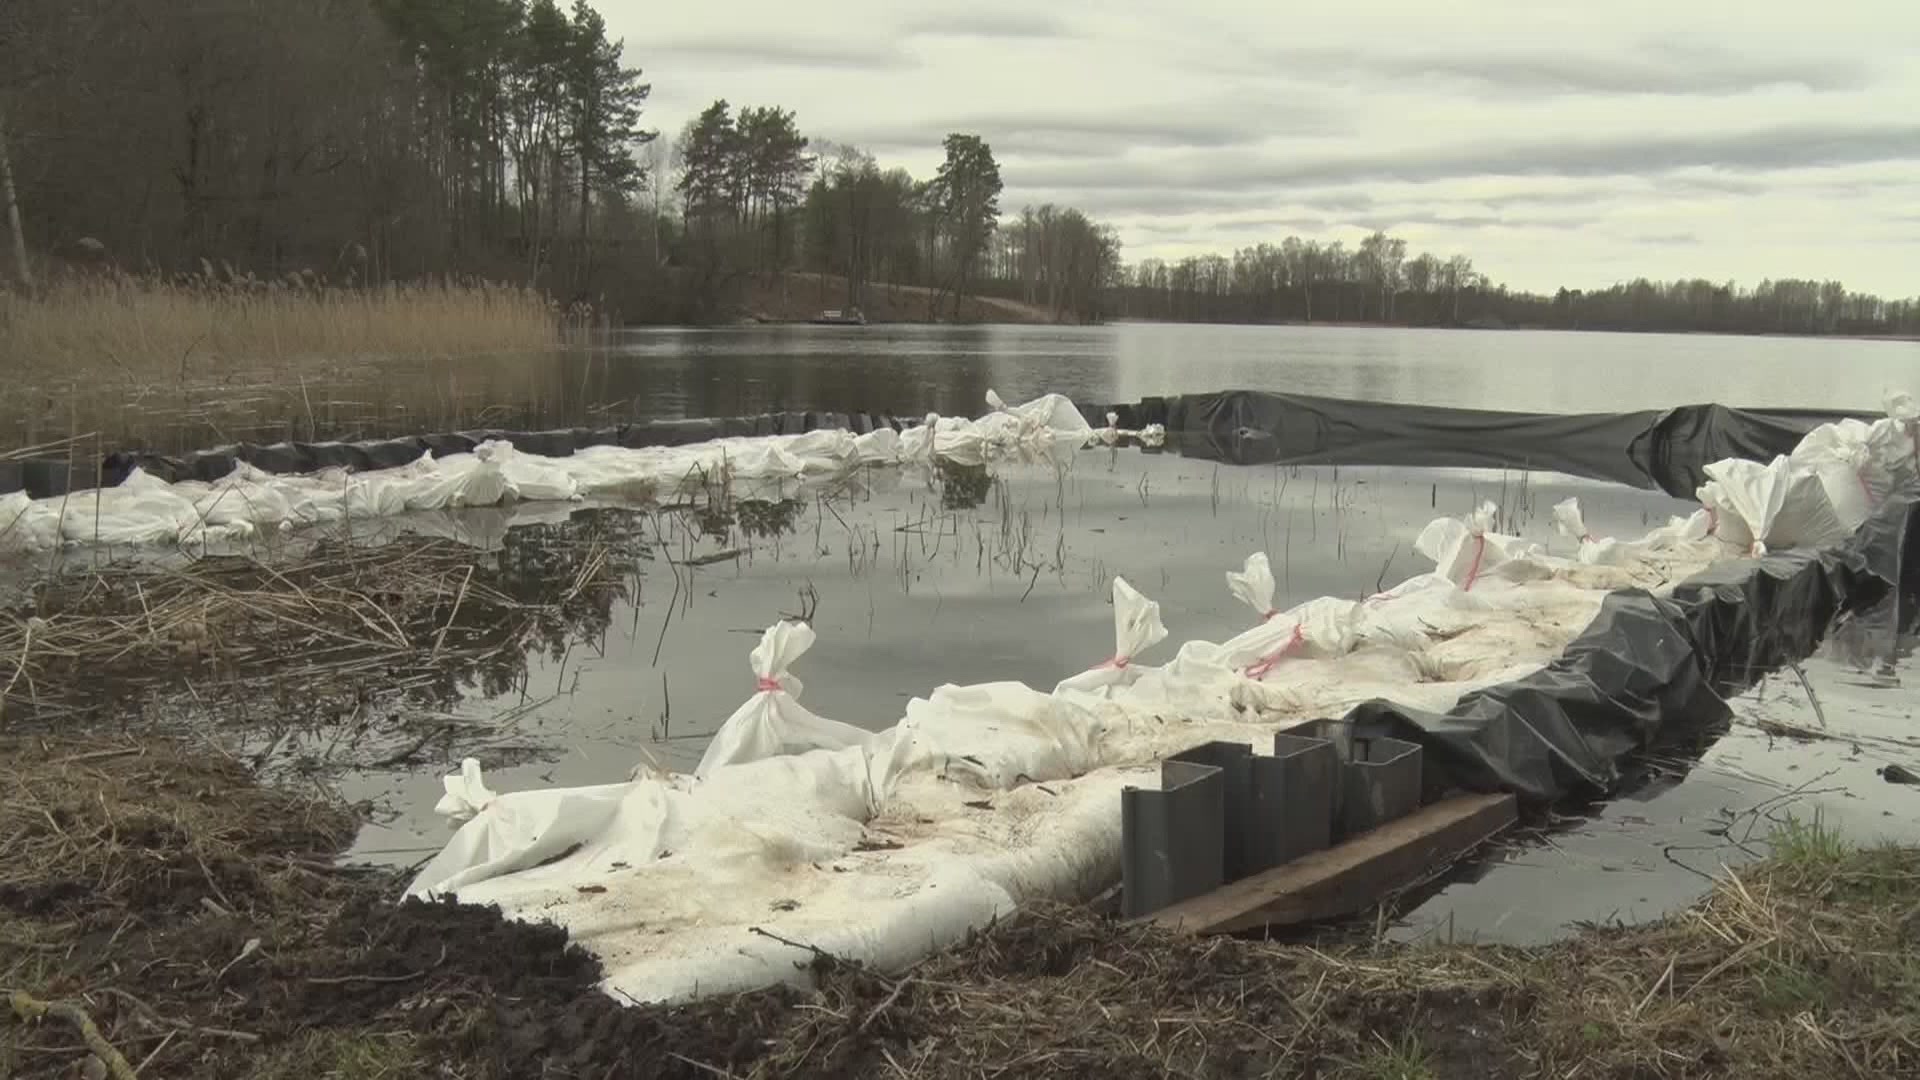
<box><xmin>0</xmin><ymin>0</ymin><xmax>1120</xmax><ymax>323</ymax></box>
<box><xmin>0</xmin><ymin>0</ymin><xmax>654</xmax><ymax>295</ymax></box>
<box><xmin>667</xmin><ymin>106</ymin><xmax>1119</xmax><ymax>323</ymax></box>
<box><xmin>1117</xmin><ymin>235</ymin><xmax>1920</xmax><ymax>336</ymax></box>
<box><xmin>0</xmin><ymin>0</ymin><xmax>1911</xmax><ymax>335</ymax></box>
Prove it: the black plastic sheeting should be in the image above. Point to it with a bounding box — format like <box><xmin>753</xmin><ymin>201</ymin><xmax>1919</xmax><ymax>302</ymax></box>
<box><xmin>1102</xmin><ymin>393</ymin><xmax>1867</xmax><ymax>499</ymax></box>
<box><xmin>1337</xmin><ymin>493</ymin><xmax>1920</xmax><ymax>804</ymax></box>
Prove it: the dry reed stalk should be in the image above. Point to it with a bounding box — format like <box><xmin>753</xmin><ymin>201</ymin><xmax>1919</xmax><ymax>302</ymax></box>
<box><xmin>1</xmin><ymin>274</ymin><xmax>568</xmax><ymax>453</ymax></box>
<box><xmin>2</xmin><ymin>275</ymin><xmax>560</xmax><ymax>381</ymax></box>
<box><xmin>0</xmin><ymin>533</ymin><xmax>628</xmax><ymax>721</ymax></box>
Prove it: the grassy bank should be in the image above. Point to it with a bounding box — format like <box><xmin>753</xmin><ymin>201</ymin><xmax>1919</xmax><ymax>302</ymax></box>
<box><xmin>2</xmin><ymin>733</ymin><xmax>1916</xmax><ymax>1079</ymax></box>
<box><xmin>0</xmin><ymin>275</ymin><xmax>566</xmax><ymax>454</ymax></box>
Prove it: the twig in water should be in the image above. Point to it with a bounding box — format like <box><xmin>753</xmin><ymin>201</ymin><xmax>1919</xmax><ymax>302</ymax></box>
<box><xmin>1020</xmin><ymin>562</ymin><xmax>1042</xmax><ymax>602</ymax></box>
<box><xmin>1784</xmin><ymin>660</ymin><xmax>1828</xmax><ymax>728</ymax></box>
<box><xmin>430</xmin><ymin>564</ymin><xmax>474</xmax><ymax>658</ymax></box>
<box><xmin>1374</xmin><ymin>543</ymin><xmax>1400</xmax><ymax>596</ymax></box>
<box><xmin>367</xmin><ymin>724</ymin><xmax>451</xmax><ymax>769</ymax></box>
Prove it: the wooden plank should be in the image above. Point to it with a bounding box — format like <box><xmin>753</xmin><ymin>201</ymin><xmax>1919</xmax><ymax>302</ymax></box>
<box><xmin>1142</xmin><ymin>792</ymin><xmax>1517</xmax><ymax>935</ymax></box>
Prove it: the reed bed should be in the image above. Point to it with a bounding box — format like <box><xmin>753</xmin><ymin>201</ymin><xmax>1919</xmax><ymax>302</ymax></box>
<box><xmin>0</xmin><ymin>532</ymin><xmax>628</xmax><ymax>725</ymax></box>
<box><xmin>0</xmin><ymin>273</ymin><xmax>571</xmax><ymax>453</ymax></box>
<box><xmin>2</xmin><ymin>272</ymin><xmax>560</xmax><ymax>379</ymax></box>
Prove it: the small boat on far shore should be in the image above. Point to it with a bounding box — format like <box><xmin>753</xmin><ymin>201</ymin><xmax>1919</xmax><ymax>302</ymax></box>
<box><xmin>810</xmin><ymin>308</ymin><xmax>867</xmax><ymax>326</ymax></box>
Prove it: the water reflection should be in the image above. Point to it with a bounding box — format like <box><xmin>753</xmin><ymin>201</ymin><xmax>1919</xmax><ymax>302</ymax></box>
<box><xmin>0</xmin><ymin>513</ymin><xmax>647</xmax><ymax>768</ymax></box>
<box><xmin>12</xmin><ymin>324</ymin><xmax>1911</xmax><ymax>457</ymax></box>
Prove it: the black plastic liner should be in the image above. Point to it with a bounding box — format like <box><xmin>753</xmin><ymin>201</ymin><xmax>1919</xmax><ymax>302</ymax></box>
<box><xmin>1102</xmin><ymin>392</ymin><xmax>1867</xmax><ymax>499</ymax></box>
<box><xmin>1338</xmin><ymin>493</ymin><xmax>1919</xmax><ymax>804</ymax></box>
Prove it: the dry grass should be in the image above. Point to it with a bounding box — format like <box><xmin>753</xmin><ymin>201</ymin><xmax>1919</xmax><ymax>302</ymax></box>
<box><xmin>1</xmin><ymin>726</ymin><xmax>1916</xmax><ymax>1079</ymax></box>
<box><xmin>1</xmin><ymin>273</ymin><xmax>560</xmax><ymax>380</ymax></box>
<box><xmin>0</xmin><ymin>531</ymin><xmax>631</xmax><ymax>729</ymax></box>
<box><xmin>0</xmin><ymin>273</ymin><xmax>571</xmax><ymax>453</ymax></box>
<box><xmin>673</xmin><ymin>818</ymin><xmax>1920</xmax><ymax>1079</ymax></box>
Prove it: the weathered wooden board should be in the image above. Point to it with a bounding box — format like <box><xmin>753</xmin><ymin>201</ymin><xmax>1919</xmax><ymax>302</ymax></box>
<box><xmin>1140</xmin><ymin>792</ymin><xmax>1518</xmax><ymax>934</ymax></box>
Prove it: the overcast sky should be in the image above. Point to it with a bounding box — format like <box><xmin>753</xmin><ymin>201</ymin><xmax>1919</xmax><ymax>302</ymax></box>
<box><xmin>600</xmin><ymin>0</ymin><xmax>1920</xmax><ymax>296</ymax></box>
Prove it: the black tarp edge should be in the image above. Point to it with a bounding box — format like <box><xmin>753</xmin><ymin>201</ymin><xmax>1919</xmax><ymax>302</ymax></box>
<box><xmin>1103</xmin><ymin>392</ymin><xmax>1869</xmax><ymax>499</ymax></box>
<box><xmin>1337</xmin><ymin>491</ymin><xmax>1919</xmax><ymax>804</ymax></box>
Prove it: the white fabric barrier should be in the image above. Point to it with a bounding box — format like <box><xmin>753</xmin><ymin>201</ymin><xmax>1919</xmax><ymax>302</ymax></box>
<box><xmin>394</xmin><ymin>389</ymin><xmax>1906</xmax><ymax>1003</ymax></box>
<box><xmin>693</xmin><ymin>622</ymin><xmax>877</xmax><ymax>779</ymax></box>
<box><xmin>0</xmin><ymin>393</ymin><xmax>1096</xmax><ymax>554</ymax></box>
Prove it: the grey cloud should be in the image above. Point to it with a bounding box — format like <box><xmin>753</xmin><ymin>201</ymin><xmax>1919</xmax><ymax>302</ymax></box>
<box><xmin>1262</xmin><ymin>41</ymin><xmax>1865</xmax><ymax>97</ymax></box>
<box><xmin>1017</xmin><ymin>122</ymin><xmax>1920</xmax><ymax>192</ymax></box>
<box><xmin>655</xmin><ymin>37</ymin><xmax>911</xmax><ymax>71</ymax></box>
<box><xmin>1372</xmin><ymin>212</ymin><xmax>1595</xmax><ymax>232</ymax></box>
<box><xmin>1630</xmin><ymin>231</ymin><xmax>1703</xmax><ymax>244</ymax></box>
<box><xmin>835</xmin><ymin>110</ymin><xmax>1315</xmax><ymax>160</ymax></box>
<box><xmin>1009</xmin><ymin>186</ymin><xmax>1293</xmax><ymax>218</ymax></box>
<box><xmin>900</xmin><ymin>13</ymin><xmax>1074</xmax><ymax>40</ymax></box>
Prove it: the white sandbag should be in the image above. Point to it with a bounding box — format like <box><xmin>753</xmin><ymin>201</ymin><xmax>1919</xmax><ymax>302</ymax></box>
<box><xmin>0</xmin><ymin>391</ymin><xmax>1101</xmax><ymax>553</ymax></box>
<box><xmin>1054</xmin><ymin>577</ymin><xmax>1167</xmax><ymax>696</ymax></box>
<box><xmin>1791</xmin><ymin>420</ymin><xmax>1880</xmax><ymax>530</ymax></box>
<box><xmin>1698</xmin><ymin>456</ymin><xmax>1852</xmax><ymax>556</ymax></box>
<box><xmin>192</xmin><ymin>461</ymin><xmax>297</xmax><ymax>530</ymax></box>
<box><xmin>0</xmin><ymin>491</ymin><xmax>59</xmax><ymax>552</ymax></box>
<box><xmin>895</xmin><ymin>681</ymin><xmax>1104</xmax><ymax>789</ymax></box>
<box><xmin>485</xmin><ymin>441</ymin><xmax>581</xmax><ymax>502</ymax></box>
<box><xmin>1871</xmin><ymin>392</ymin><xmax>1919</xmax><ymax>488</ymax></box>
<box><xmin>397</xmin><ymin>451</ymin><xmax>512</xmax><ymax>510</ymax></box>
<box><xmin>985</xmin><ymin>389</ymin><xmax>1094</xmax><ymax>455</ymax></box>
<box><xmin>1226</xmin><ymin>552</ymin><xmax>1281</xmax><ymax>621</ymax></box>
<box><xmin>407</xmin><ymin>759</ymin><xmax>634</xmax><ymax>897</ymax></box>
<box><xmin>694</xmin><ymin>621</ymin><xmax>876</xmax><ymax>779</ymax></box>
<box><xmin>1552</xmin><ymin>496</ymin><xmax>1636</xmax><ymax>565</ymax></box>
<box><xmin>1416</xmin><ymin>502</ymin><xmax>1553</xmax><ymax>590</ymax></box>
<box><xmin>852</xmin><ymin>427</ymin><xmax>901</xmax><ymax>463</ymax></box>
<box><xmin>59</xmin><ymin>468</ymin><xmax>209</xmax><ymax>546</ymax></box>
<box><xmin>1197</xmin><ymin>559</ymin><xmax>1360</xmax><ymax>676</ymax></box>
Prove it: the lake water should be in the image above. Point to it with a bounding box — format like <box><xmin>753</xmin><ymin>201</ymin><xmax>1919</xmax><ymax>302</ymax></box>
<box><xmin>585</xmin><ymin>324</ymin><xmax>1916</xmax><ymax>423</ymax></box>
<box><xmin>14</xmin><ymin>322</ymin><xmax>1918</xmax><ymax>947</ymax></box>
<box><xmin>21</xmin><ymin>324</ymin><xmax>1912</xmax><ymax>456</ymax></box>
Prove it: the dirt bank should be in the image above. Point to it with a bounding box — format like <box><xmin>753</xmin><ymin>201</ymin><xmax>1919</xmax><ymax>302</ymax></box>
<box><xmin>4</xmin><ymin>735</ymin><xmax>1916</xmax><ymax>1079</ymax></box>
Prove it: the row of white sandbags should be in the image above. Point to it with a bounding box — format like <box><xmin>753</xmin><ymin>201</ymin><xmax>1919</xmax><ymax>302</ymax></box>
<box><xmin>0</xmin><ymin>393</ymin><xmax>1162</xmax><ymax>553</ymax></box>
<box><xmin>1691</xmin><ymin>391</ymin><xmax>1918</xmax><ymax>556</ymax></box>
<box><xmin>407</xmin><ymin>390</ymin><xmax>1917</xmax><ymax>1003</ymax></box>
<box><xmin>408</xmin><ymin>490</ymin><xmax>1739</xmax><ymax>1003</ymax></box>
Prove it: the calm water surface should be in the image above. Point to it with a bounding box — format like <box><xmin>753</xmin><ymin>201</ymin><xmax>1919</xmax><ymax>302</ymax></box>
<box><xmin>589</xmin><ymin>324</ymin><xmax>1916</xmax><ymax>422</ymax></box>
<box><xmin>26</xmin><ymin>324</ymin><xmax>1910</xmax><ymax>454</ymax></box>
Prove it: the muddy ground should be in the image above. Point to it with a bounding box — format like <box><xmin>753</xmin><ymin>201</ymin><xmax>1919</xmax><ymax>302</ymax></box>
<box><xmin>3</xmin><ymin>736</ymin><xmax>1916</xmax><ymax>1079</ymax></box>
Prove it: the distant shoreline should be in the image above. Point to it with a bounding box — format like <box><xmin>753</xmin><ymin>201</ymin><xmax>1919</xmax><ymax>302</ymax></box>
<box><xmin>642</xmin><ymin>313</ymin><xmax>1920</xmax><ymax>343</ymax></box>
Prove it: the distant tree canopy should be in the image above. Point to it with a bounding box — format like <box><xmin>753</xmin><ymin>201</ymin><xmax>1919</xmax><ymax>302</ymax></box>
<box><xmin>1116</xmin><ymin>234</ymin><xmax>1920</xmax><ymax>336</ymax></box>
<box><xmin>0</xmin><ymin>0</ymin><xmax>1912</xmax><ymax>333</ymax></box>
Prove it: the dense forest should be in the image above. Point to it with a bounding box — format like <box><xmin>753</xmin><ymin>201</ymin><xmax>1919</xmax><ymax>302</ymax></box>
<box><xmin>1</xmin><ymin>0</ymin><xmax>1914</xmax><ymax>335</ymax></box>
